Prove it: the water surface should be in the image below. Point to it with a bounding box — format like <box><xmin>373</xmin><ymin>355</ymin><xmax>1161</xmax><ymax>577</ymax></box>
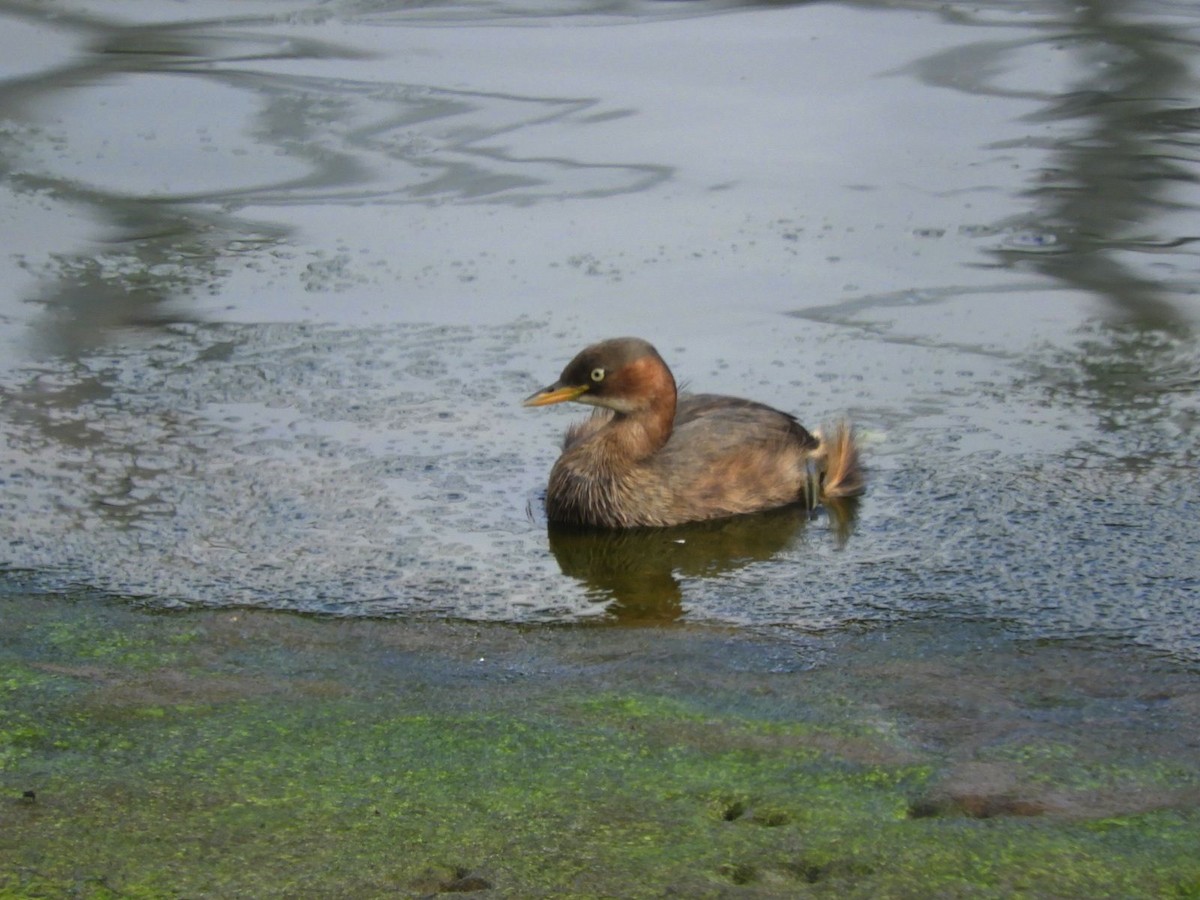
<box><xmin>1</xmin><ymin>0</ymin><xmax>1198</xmax><ymax>656</ymax></box>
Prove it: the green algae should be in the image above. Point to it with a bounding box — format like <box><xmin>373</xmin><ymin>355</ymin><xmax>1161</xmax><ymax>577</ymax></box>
<box><xmin>0</xmin><ymin>663</ymin><xmax>50</xmax><ymax>771</ymax></box>
<box><xmin>2</xmin><ymin>597</ymin><xmax>1200</xmax><ymax>898</ymax></box>
<box><xmin>981</xmin><ymin>737</ymin><xmax>1200</xmax><ymax>798</ymax></box>
<box><xmin>39</xmin><ymin>615</ymin><xmax>199</xmax><ymax>669</ymax></box>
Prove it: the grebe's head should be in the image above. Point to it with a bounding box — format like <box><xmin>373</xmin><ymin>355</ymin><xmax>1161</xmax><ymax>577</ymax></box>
<box><xmin>523</xmin><ymin>337</ymin><xmax>676</xmax><ymax>414</ymax></box>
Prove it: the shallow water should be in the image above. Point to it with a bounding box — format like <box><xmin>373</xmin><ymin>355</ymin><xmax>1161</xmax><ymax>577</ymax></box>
<box><xmin>1</xmin><ymin>0</ymin><xmax>1198</xmax><ymax>655</ymax></box>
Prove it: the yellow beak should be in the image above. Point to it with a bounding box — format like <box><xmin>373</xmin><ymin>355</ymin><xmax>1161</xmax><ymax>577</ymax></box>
<box><xmin>523</xmin><ymin>383</ymin><xmax>589</xmax><ymax>407</ymax></box>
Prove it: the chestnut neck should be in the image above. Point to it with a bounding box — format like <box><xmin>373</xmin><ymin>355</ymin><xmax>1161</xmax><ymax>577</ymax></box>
<box><xmin>600</xmin><ymin>357</ymin><xmax>677</xmax><ymax>463</ymax></box>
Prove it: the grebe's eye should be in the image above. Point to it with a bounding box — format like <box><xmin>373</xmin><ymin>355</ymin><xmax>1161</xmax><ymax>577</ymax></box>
<box><xmin>590</xmin><ymin>367</ymin><xmax>606</xmax><ymax>383</ymax></box>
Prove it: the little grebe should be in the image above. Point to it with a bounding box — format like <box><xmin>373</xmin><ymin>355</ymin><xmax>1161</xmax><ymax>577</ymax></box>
<box><xmin>524</xmin><ymin>337</ymin><xmax>864</xmax><ymax>528</ymax></box>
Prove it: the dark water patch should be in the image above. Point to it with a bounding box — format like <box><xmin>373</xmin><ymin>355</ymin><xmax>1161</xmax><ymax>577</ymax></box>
<box><xmin>0</xmin><ymin>320</ymin><xmax>571</xmax><ymax>617</ymax></box>
<box><xmin>1017</xmin><ymin>320</ymin><xmax>1200</xmax><ymax>467</ymax></box>
<box><xmin>2</xmin><ymin>313</ymin><xmax>1198</xmax><ymax>661</ymax></box>
<box><xmin>852</xmin><ymin>453</ymin><xmax>1199</xmax><ymax>659</ymax></box>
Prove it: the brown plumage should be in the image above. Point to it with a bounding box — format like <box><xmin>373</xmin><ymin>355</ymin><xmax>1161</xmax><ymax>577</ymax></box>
<box><xmin>524</xmin><ymin>337</ymin><xmax>864</xmax><ymax>528</ymax></box>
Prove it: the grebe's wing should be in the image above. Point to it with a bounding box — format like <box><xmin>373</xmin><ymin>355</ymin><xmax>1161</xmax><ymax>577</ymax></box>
<box><xmin>673</xmin><ymin>394</ymin><xmax>817</xmax><ymax>449</ymax></box>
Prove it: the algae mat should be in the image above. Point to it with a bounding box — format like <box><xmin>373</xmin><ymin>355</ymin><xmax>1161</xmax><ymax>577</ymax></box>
<box><xmin>2</xmin><ymin>594</ymin><xmax>1199</xmax><ymax>898</ymax></box>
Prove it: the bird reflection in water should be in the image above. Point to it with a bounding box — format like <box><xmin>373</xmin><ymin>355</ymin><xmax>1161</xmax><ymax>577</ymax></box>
<box><xmin>545</xmin><ymin>499</ymin><xmax>858</xmax><ymax>624</ymax></box>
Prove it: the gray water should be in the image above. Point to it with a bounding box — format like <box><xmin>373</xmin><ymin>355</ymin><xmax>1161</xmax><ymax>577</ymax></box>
<box><xmin>1</xmin><ymin>0</ymin><xmax>1198</xmax><ymax>656</ymax></box>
